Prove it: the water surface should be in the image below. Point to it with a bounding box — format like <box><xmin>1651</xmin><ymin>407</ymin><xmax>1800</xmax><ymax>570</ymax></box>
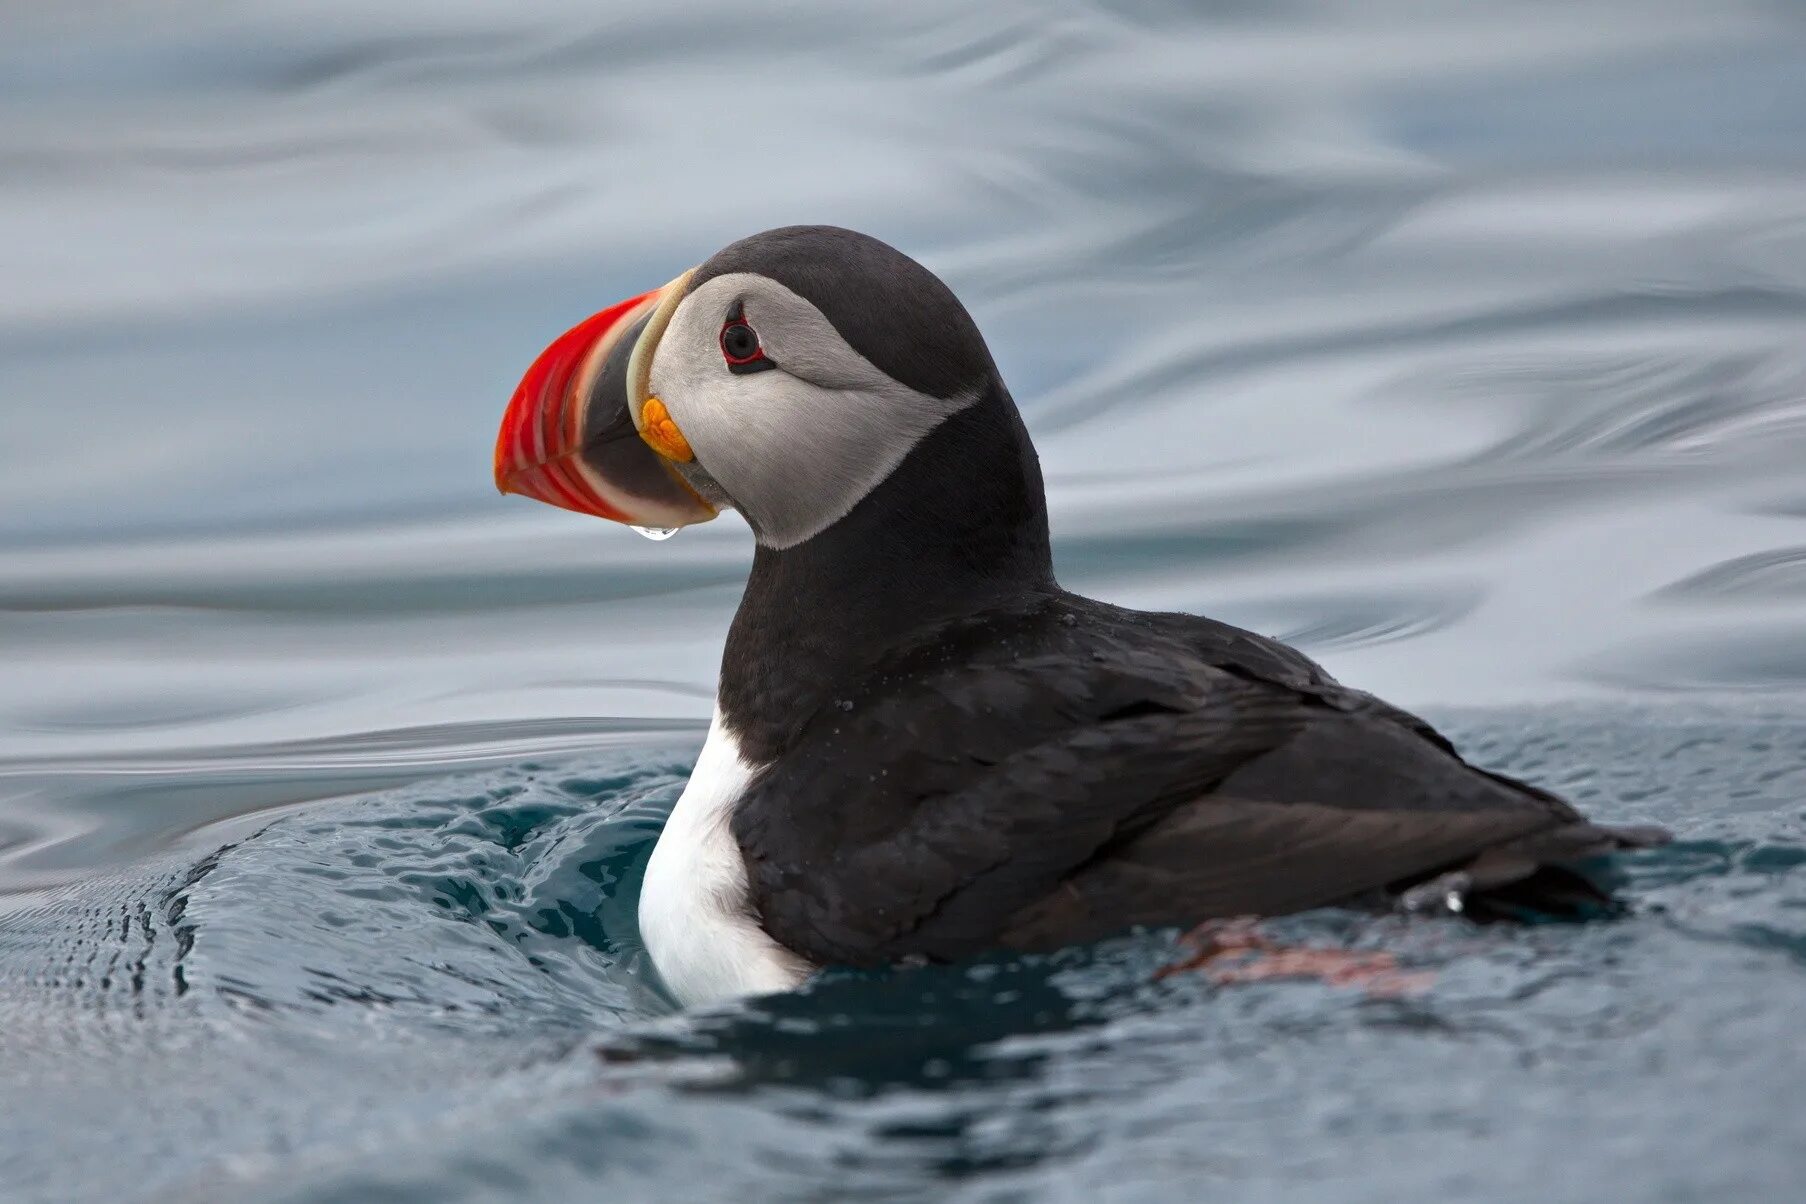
<box><xmin>2</xmin><ymin>2</ymin><xmax>1805</xmax><ymax>1200</ymax></box>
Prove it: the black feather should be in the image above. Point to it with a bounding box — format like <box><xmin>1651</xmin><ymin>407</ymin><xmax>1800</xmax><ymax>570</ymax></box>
<box><xmin>697</xmin><ymin>226</ymin><xmax>1670</xmax><ymax>968</ymax></box>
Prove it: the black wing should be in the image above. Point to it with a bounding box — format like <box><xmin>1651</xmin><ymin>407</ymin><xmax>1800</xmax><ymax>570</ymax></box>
<box><xmin>732</xmin><ymin>596</ymin><xmax>1656</xmax><ymax>967</ymax></box>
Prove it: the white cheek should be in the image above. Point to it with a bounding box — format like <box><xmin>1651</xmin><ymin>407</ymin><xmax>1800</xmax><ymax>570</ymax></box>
<box><xmin>648</xmin><ymin>275</ymin><xmax>976</xmax><ymax>548</ymax></box>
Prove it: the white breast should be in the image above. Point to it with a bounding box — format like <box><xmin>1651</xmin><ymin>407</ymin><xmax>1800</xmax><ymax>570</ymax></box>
<box><xmin>638</xmin><ymin>709</ymin><xmax>814</xmax><ymax>1007</ymax></box>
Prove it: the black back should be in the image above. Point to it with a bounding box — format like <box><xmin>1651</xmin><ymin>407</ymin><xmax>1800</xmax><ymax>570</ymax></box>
<box><xmin>727</xmin><ymin>590</ymin><xmax>1660</xmax><ymax>968</ymax></box>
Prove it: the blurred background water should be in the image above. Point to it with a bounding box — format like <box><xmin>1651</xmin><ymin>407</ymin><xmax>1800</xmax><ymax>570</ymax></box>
<box><xmin>2</xmin><ymin>2</ymin><xmax>1805</xmax><ymax>1201</ymax></box>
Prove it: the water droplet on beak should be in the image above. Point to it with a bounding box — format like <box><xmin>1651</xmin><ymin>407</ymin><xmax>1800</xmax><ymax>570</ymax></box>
<box><xmin>631</xmin><ymin>526</ymin><xmax>679</xmax><ymax>541</ymax></box>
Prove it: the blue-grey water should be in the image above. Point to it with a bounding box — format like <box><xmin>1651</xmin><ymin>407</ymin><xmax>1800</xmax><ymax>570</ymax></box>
<box><xmin>3</xmin><ymin>3</ymin><xmax>1806</xmax><ymax>1201</ymax></box>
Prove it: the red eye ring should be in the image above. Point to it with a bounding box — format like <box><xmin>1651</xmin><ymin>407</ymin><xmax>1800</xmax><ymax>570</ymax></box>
<box><xmin>720</xmin><ymin>321</ymin><xmax>763</xmax><ymax>364</ymax></box>
<box><xmin>720</xmin><ymin>303</ymin><xmax>777</xmax><ymax>375</ymax></box>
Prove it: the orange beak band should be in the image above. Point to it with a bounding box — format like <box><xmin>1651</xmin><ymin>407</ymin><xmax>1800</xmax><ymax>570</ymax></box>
<box><xmin>494</xmin><ymin>276</ymin><xmax>717</xmax><ymax>529</ymax></box>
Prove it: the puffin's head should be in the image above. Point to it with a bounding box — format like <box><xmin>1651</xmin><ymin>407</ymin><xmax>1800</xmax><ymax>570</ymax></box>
<box><xmin>494</xmin><ymin>226</ymin><xmax>1000</xmax><ymax>549</ymax></box>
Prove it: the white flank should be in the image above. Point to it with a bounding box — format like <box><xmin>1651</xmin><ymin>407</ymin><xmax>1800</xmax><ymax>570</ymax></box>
<box><xmin>639</xmin><ymin>709</ymin><xmax>813</xmax><ymax>1007</ymax></box>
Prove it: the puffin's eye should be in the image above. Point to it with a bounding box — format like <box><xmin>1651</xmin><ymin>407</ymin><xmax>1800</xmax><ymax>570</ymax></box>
<box><xmin>721</xmin><ymin>323</ymin><xmax>761</xmax><ymax>361</ymax></box>
<box><xmin>720</xmin><ymin>303</ymin><xmax>775</xmax><ymax>375</ymax></box>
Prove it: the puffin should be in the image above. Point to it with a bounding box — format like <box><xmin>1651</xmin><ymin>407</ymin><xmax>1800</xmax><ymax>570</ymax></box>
<box><xmin>493</xmin><ymin>225</ymin><xmax>1667</xmax><ymax>1008</ymax></box>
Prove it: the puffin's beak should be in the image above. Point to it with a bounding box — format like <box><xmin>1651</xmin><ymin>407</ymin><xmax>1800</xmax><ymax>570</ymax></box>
<box><xmin>493</xmin><ymin>270</ymin><xmax>715</xmax><ymax>528</ymax></box>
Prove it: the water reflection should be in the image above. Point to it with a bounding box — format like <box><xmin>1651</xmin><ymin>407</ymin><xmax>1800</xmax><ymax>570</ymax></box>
<box><xmin>2</xmin><ymin>0</ymin><xmax>1806</xmax><ymax>890</ymax></box>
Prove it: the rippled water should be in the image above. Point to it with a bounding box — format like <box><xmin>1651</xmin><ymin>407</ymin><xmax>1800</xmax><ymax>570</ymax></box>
<box><xmin>3</xmin><ymin>2</ymin><xmax>1805</xmax><ymax>1200</ymax></box>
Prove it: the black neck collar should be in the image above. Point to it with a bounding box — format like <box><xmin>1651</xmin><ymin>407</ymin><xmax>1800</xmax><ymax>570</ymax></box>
<box><xmin>717</xmin><ymin>384</ymin><xmax>1055</xmax><ymax>762</ymax></box>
